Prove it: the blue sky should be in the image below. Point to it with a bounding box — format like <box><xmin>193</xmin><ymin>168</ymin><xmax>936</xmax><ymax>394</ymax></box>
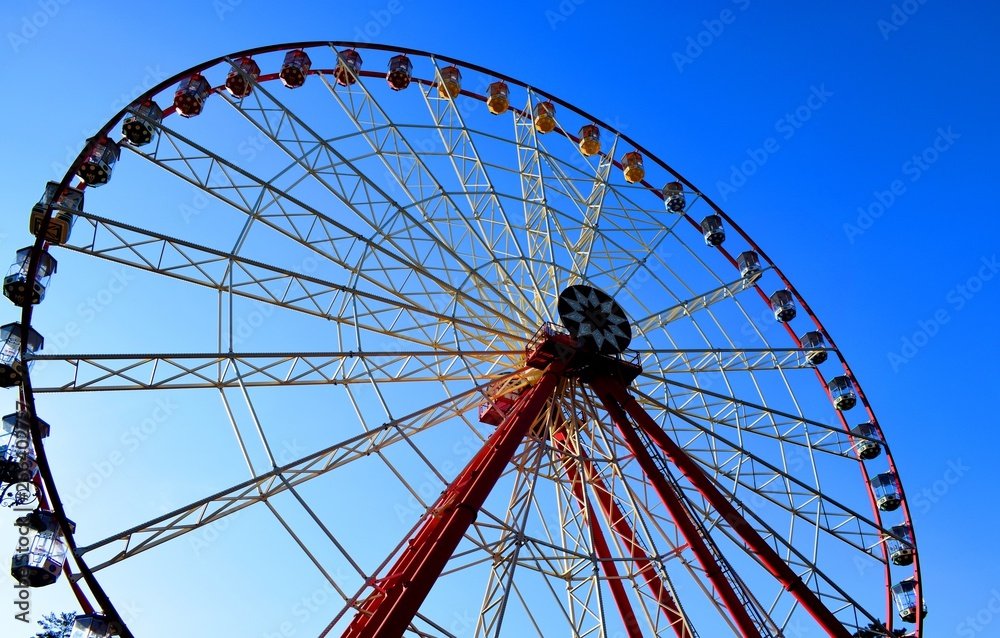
<box><xmin>0</xmin><ymin>1</ymin><xmax>997</xmax><ymax>636</ymax></box>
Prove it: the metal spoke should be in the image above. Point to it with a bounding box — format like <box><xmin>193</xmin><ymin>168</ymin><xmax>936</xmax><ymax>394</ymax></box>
<box><xmin>75</xmin><ymin>382</ymin><xmax>486</xmax><ymax>571</ymax></box>
<box><xmin>30</xmin><ymin>350</ymin><xmax>521</xmax><ymax>392</ymax></box>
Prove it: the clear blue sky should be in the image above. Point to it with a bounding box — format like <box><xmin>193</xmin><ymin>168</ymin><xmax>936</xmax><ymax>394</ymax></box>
<box><xmin>1</xmin><ymin>1</ymin><xmax>997</xmax><ymax>636</ymax></box>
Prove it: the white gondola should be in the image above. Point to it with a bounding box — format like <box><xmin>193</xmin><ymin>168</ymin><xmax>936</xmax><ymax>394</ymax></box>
<box><xmin>769</xmin><ymin>289</ymin><xmax>796</xmax><ymax>322</ymax></box>
<box><xmin>11</xmin><ymin>510</ymin><xmax>74</xmax><ymax>587</ymax></box>
<box><xmin>0</xmin><ymin>323</ymin><xmax>43</xmax><ymax>387</ymax></box>
<box><xmin>851</xmin><ymin>422</ymin><xmax>882</xmax><ymax>459</ymax></box>
<box><xmin>800</xmin><ymin>330</ymin><xmax>827</xmax><ymax>365</ymax></box>
<box><xmin>891</xmin><ymin>578</ymin><xmax>927</xmax><ymax>623</ymax></box>
<box><xmin>4</xmin><ymin>247</ymin><xmax>56</xmax><ymax>306</ymax></box>
<box><xmin>870</xmin><ymin>472</ymin><xmax>901</xmax><ymax>511</ymax></box>
<box><xmin>828</xmin><ymin>375</ymin><xmax>857</xmax><ymax>410</ymax></box>
<box><xmin>737</xmin><ymin>250</ymin><xmax>762</xmax><ymax>281</ymax></box>
<box><xmin>70</xmin><ymin>613</ymin><xmax>116</xmax><ymax>638</ymax></box>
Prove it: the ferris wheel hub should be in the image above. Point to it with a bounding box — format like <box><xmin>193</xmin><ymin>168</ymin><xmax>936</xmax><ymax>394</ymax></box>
<box><xmin>557</xmin><ymin>285</ymin><xmax>632</xmax><ymax>355</ymax></box>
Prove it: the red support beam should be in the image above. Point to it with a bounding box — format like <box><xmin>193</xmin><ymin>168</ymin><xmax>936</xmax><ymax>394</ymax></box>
<box><xmin>584</xmin><ymin>452</ymin><xmax>697</xmax><ymax>638</ymax></box>
<box><xmin>591</xmin><ymin>383</ymin><xmax>763</xmax><ymax>638</ymax></box>
<box><xmin>592</xmin><ymin>376</ymin><xmax>852</xmax><ymax>638</ymax></box>
<box><xmin>553</xmin><ymin>432</ymin><xmax>644</xmax><ymax>638</ymax></box>
<box><xmin>555</xmin><ymin>430</ymin><xmax>694</xmax><ymax>638</ymax></box>
<box><xmin>341</xmin><ymin>364</ymin><xmax>562</xmax><ymax>638</ymax></box>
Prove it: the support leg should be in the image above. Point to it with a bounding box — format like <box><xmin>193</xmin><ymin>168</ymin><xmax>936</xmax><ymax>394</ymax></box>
<box><xmin>591</xmin><ymin>383</ymin><xmax>763</xmax><ymax>638</ymax></box>
<box><xmin>554</xmin><ymin>431</ymin><xmax>644</xmax><ymax>638</ymax></box>
<box><xmin>592</xmin><ymin>375</ymin><xmax>852</xmax><ymax>638</ymax></box>
<box><xmin>341</xmin><ymin>365</ymin><xmax>562</xmax><ymax>638</ymax></box>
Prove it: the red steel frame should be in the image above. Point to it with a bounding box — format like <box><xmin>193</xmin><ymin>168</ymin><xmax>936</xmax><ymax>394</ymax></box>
<box><xmin>553</xmin><ymin>430</ymin><xmax>645</xmax><ymax>638</ymax></box>
<box><xmin>554</xmin><ymin>429</ymin><xmax>692</xmax><ymax>638</ymax></box>
<box><xmin>341</xmin><ymin>364</ymin><xmax>563</xmax><ymax>637</ymax></box>
<box><xmin>341</xmin><ymin>338</ymin><xmax>856</xmax><ymax>637</ymax></box>
<box><xmin>592</xmin><ymin>385</ymin><xmax>764</xmax><ymax>638</ymax></box>
<box><xmin>590</xmin><ymin>375</ymin><xmax>853</xmax><ymax>638</ymax></box>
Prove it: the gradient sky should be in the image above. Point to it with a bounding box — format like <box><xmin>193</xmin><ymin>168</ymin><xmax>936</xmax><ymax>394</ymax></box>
<box><xmin>0</xmin><ymin>1</ymin><xmax>997</xmax><ymax>636</ymax></box>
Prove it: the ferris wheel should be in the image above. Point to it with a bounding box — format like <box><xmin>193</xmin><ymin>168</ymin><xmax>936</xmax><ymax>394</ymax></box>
<box><xmin>2</xmin><ymin>42</ymin><xmax>926</xmax><ymax>638</ymax></box>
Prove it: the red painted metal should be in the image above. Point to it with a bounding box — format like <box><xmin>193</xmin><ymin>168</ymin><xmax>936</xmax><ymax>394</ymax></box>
<box><xmin>554</xmin><ymin>430</ymin><xmax>693</xmax><ymax>638</ymax></box>
<box><xmin>63</xmin><ymin>562</ymin><xmax>96</xmax><ymax>615</ymax></box>
<box><xmin>553</xmin><ymin>432</ymin><xmax>644</xmax><ymax>638</ymax></box>
<box><xmin>341</xmin><ymin>364</ymin><xmax>562</xmax><ymax>638</ymax></box>
<box><xmin>592</xmin><ymin>383</ymin><xmax>763</xmax><ymax>638</ymax></box>
<box><xmin>593</xmin><ymin>376</ymin><xmax>853</xmax><ymax>638</ymax></box>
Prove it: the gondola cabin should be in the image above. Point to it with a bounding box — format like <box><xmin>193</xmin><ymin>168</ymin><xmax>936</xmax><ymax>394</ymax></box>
<box><xmin>334</xmin><ymin>49</ymin><xmax>363</xmax><ymax>87</ymax></box>
<box><xmin>386</xmin><ymin>55</ymin><xmax>413</xmax><ymax>91</ymax></box>
<box><xmin>578</xmin><ymin>125</ymin><xmax>600</xmax><ymax>156</ymax></box>
<box><xmin>0</xmin><ymin>323</ymin><xmax>43</xmax><ymax>388</ymax></box>
<box><xmin>280</xmin><ymin>50</ymin><xmax>312</xmax><ymax>89</ymax></box>
<box><xmin>769</xmin><ymin>289</ymin><xmax>796</xmax><ymax>322</ymax></box>
<box><xmin>737</xmin><ymin>251</ymin><xmax>762</xmax><ymax>281</ymax></box>
<box><xmin>4</xmin><ymin>247</ymin><xmax>56</xmax><ymax>306</ymax></box>
<box><xmin>827</xmin><ymin>375</ymin><xmax>857</xmax><ymax>411</ymax></box>
<box><xmin>486</xmin><ymin>82</ymin><xmax>509</xmax><ymax>114</ymax></box>
<box><xmin>533</xmin><ymin>101</ymin><xmax>556</xmax><ymax>134</ymax></box>
<box><xmin>70</xmin><ymin>613</ymin><xmax>114</xmax><ymax>638</ymax></box>
<box><xmin>121</xmin><ymin>99</ymin><xmax>163</xmax><ymax>146</ymax></box>
<box><xmin>663</xmin><ymin>181</ymin><xmax>686</xmax><ymax>212</ymax></box>
<box><xmin>76</xmin><ymin>137</ymin><xmax>120</xmax><ymax>187</ymax></box>
<box><xmin>851</xmin><ymin>422</ymin><xmax>882</xmax><ymax>460</ymax></box>
<box><xmin>225</xmin><ymin>57</ymin><xmax>260</xmax><ymax>98</ymax></box>
<box><xmin>891</xmin><ymin>578</ymin><xmax>927</xmax><ymax>623</ymax></box>
<box><xmin>438</xmin><ymin>66</ymin><xmax>461</xmax><ymax>98</ymax></box>
<box><xmin>10</xmin><ymin>510</ymin><xmax>74</xmax><ymax>587</ymax></box>
<box><xmin>870</xmin><ymin>472</ymin><xmax>902</xmax><ymax>511</ymax></box>
<box><xmin>30</xmin><ymin>181</ymin><xmax>83</xmax><ymax>245</ymax></box>
<box><xmin>0</xmin><ymin>412</ymin><xmax>49</xmax><ymax>506</ymax></box>
<box><xmin>800</xmin><ymin>330</ymin><xmax>827</xmax><ymax>365</ymax></box>
<box><xmin>621</xmin><ymin>151</ymin><xmax>644</xmax><ymax>183</ymax></box>
<box><xmin>700</xmin><ymin>215</ymin><xmax>725</xmax><ymax>246</ymax></box>
<box><xmin>173</xmin><ymin>74</ymin><xmax>211</xmax><ymax>118</ymax></box>
<box><xmin>887</xmin><ymin>524</ymin><xmax>915</xmax><ymax>566</ymax></box>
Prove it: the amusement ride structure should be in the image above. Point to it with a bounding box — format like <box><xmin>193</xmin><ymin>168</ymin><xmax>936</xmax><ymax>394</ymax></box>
<box><xmin>1</xmin><ymin>42</ymin><xmax>925</xmax><ymax>637</ymax></box>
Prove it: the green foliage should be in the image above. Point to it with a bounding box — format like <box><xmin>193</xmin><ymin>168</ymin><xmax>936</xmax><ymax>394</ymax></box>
<box><xmin>34</xmin><ymin>611</ymin><xmax>76</xmax><ymax>638</ymax></box>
